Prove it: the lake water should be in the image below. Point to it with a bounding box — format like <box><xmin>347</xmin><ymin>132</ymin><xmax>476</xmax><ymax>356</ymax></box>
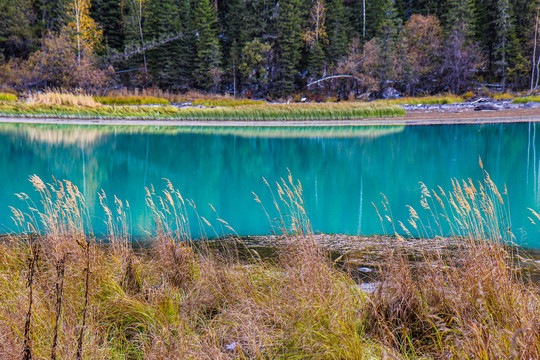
<box><xmin>1</xmin><ymin>122</ymin><xmax>540</xmax><ymax>248</ymax></box>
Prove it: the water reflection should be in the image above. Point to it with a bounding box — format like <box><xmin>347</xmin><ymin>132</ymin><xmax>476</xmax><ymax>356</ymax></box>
<box><xmin>1</xmin><ymin>122</ymin><xmax>539</xmax><ymax>248</ymax></box>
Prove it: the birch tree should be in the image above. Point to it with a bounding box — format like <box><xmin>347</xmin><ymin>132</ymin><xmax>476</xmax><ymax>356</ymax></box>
<box><xmin>67</xmin><ymin>0</ymin><xmax>102</xmax><ymax>64</ymax></box>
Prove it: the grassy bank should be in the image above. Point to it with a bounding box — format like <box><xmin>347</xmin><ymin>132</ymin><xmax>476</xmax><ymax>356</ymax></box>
<box><xmin>0</xmin><ymin>92</ymin><xmax>405</xmax><ymax>121</ymax></box>
<box><xmin>0</xmin><ymin>102</ymin><xmax>404</xmax><ymax>121</ymax></box>
<box><xmin>1</xmin><ymin>171</ymin><xmax>540</xmax><ymax>359</ymax></box>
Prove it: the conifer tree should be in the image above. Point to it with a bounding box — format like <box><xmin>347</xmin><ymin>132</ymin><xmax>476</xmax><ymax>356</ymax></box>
<box><xmin>34</xmin><ymin>0</ymin><xmax>70</xmax><ymax>34</ymax></box>
<box><xmin>91</xmin><ymin>0</ymin><xmax>124</xmax><ymax>51</ymax></box>
<box><xmin>375</xmin><ymin>0</ymin><xmax>400</xmax><ymax>94</ymax></box>
<box><xmin>274</xmin><ymin>0</ymin><xmax>305</xmax><ymax>96</ymax></box>
<box><xmin>145</xmin><ymin>0</ymin><xmax>196</xmax><ymax>89</ymax></box>
<box><xmin>0</xmin><ymin>0</ymin><xmax>34</xmax><ymax>60</ymax></box>
<box><xmin>194</xmin><ymin>0</ymin><xmax>221</xmax><ymax>91</ymax></box>
<box><xmin>325</xmin><ymin>0</ymin><xmax>349</xmax><ymax>65</ymax></box>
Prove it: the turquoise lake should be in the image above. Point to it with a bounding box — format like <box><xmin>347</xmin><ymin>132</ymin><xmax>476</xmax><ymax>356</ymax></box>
<box><xmin>1</xmin><ymin>122</ymin><xmax>539</xmax><ymax>248</ymax></box>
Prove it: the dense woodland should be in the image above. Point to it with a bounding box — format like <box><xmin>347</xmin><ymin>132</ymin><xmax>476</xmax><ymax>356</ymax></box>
<box><xmin>0</xmin><ymin>0</ymin><xmax>539</xmax><ymax>98</ymax></box>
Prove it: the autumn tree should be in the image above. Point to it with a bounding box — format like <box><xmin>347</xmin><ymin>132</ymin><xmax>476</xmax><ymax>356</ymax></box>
<box><xmin>3</xmin><ymin>32</ymin><xmax>110</xmax><ymax>91</ymax></box>
<box><xmin>66</xmin><ymin>0</ymin><xmax>102</xmax><ymax>63</ymax></box>
<box><xmin>303</xmin><ymin>0</ymin><xmax>329</xmax><ymax>78</ymax></box>
<box><xmin>397</xmin><ymin>15</ymin><xmax>442</xmax><ymax>95</ymax></box>
<box><xmin>439</xmin><ymin>0</ymin><xmax>481</xmax><ymax>93</ymax></box>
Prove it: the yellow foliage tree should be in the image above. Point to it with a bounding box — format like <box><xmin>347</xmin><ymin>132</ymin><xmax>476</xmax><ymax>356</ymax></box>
<box><xmin>303</xmin><ymin>0</ymin><xmax>328</xmax><ymax>47</ymax></box>
<box><xmin>66</xmin><ymin>0</ymin><xmax>103</xmax><ymax>63</ymax></box>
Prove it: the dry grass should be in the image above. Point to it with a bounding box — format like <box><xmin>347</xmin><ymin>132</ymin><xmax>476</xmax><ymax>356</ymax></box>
<box><xmin>1</xmin><ymin>171</ymin><xmax>540</xmax><ymax>359</ymax></box>
<box><xmin>26</xmin><ymin>92</ymin><xmax>100</xmax><ymax>107</ymax></box>
<box><xmin>494</xmin><ymin>92</ymin><xmax>515</xmax><ymax>100</ymax></box>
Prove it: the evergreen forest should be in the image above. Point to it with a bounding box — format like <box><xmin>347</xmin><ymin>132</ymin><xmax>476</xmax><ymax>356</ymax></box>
<box><xmin>1</xmin><ymin>0</ymin><xmax>539</xmax><ymax>99</ymax></box>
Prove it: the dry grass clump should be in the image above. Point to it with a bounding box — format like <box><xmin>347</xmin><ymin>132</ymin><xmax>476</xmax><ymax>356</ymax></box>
<box><xmin>366</xmin><ymin>242</ymin><xmax>540</xmax><ymax>358</ymax></box>
<box><xmin>26</xmin><ymin>92</ymin><xmax>100</xmax><ymax>107</ymax></box>
<box><xmin>368</xmin><ymin>164</ymin><xmax>540</xmax><ymax>358</ymax></box>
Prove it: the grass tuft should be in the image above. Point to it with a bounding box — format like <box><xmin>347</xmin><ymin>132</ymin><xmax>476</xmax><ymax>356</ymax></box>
<box><xmin>512</xmin><ymin>95</ymin><xmax>540</xmax><ymax>104</ymax></box>
<box><xmin>191</xmin><ymin>99</ymin><xmax>266</xmax><ymax>107</ymax></box>
<box><xmin>95</xmin><ymin>96</ymin><xmax>169</xmax><ymax>106</ymax></box>
<box><xmin>0</xmin><ymin>92</ymin><xmax>17</xmax><ymax>102</ymax></box>
<box><xmin>375</xmin><ymin>94</ymin><xmax>464</xmax><ymax>106</ymax></box>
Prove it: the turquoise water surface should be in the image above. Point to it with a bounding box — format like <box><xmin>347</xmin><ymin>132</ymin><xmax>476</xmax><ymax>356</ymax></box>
<box><xmin>0</xmin><ymin>122</ymin><xmax>539</xmax><ymax>247</ymax></box>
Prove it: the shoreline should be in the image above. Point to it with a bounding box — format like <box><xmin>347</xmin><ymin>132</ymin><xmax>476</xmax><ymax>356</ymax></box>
<box><xmin>2</xmin><ymin>107</ymin><xmax>540</xmax><ymax>126</ymax></box>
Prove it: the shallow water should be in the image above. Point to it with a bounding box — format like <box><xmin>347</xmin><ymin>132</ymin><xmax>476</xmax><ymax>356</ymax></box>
<box><xmin>0</xmin><ymin>122</ymin><xmax>539</xmax><ymax>248</ymax></box>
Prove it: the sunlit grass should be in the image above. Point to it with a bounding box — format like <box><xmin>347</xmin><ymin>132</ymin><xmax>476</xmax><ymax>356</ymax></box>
<box><xmin>95</xmin><ymin>96</ymin><xmax>170</xmax><ymax>106</ymax></box>
<box><xmin>512</xmin><ymin>95</ymin><xmax>540</xmax><ymax>104</ymax></box>
<box><xmin>375</xmin><ymin>94</ymin><xmax>464</xmax><ymax>105</ymax></box>
<box><xmin>191</xmin><ymin>98</ymin><xmax>266</xmax><ymax>107</ymax></box>
<box><xmin>26</xmin><ymin>92</ymin><xmax>99</xmax><ymax>107</ymax></box>
<box><xmin>494</xmin><ymin>92</ymin><xmax>515</xmax><ymax>100</ymax></box>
